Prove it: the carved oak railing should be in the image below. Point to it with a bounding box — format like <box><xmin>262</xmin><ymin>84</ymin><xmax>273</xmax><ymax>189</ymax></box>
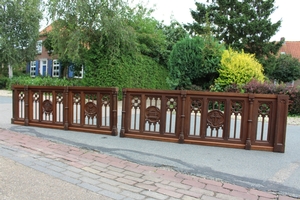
<box><xmin>11</xmin><ymin>85</ymin><xmax>118</xmax><ymax>135</ymax></box>
<box><xmin>120</xmin><ymin>89</ymin><xmax>289</xmax><ymax>152</ymax></box>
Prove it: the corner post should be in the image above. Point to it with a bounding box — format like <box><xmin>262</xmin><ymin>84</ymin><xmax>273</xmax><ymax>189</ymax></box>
<box><xmin>11</xmin><ymin>86</ymin><xmax>15</xmax><ymax>124</ymax></box>
<box><xmin>273</xmin><ymin>95</ymin><xmax>289</xmax><ymax>153</ymax></box>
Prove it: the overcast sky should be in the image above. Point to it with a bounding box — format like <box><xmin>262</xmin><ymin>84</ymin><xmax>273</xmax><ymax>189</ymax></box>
<box><xmin>41</xmin><ymin>0</ymin><xmax>300</xmax><ymax>41</ymax></box>
<box><xmin>148</xmin><ymin>0</ymin><xmax>300</xmax><ymax>41</ymax></box>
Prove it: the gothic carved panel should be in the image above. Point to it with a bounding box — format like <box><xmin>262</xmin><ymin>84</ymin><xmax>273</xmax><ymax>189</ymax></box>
<box><xmin>207</xmin><ymin>110</ymin><xmax>224</xmax><ymax>128</ymax></box>
<box><xmin>85</xmin><ymin>102</ymin><xmax>97</xmax><ymax>118</ymax></box>
<box><xmin>145</xmin><ymin>106</ymin><xmax>161</xmax><ymax>124</ymax></box>
<box><xmin>191</xmin><ymin>99</ymin><xmax>202</xmax><ymax>112</ymax></box>
<box><xmin>42</xmin><ymin>100</ymin><xmax>53</xmax><ymax>114</ymax></box>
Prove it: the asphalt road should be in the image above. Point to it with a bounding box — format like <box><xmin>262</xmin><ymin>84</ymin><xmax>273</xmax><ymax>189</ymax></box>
<box><xmin>1</xmin><ymin>96</ymin><xmax>300</xmax><ymax>198</ymax></box>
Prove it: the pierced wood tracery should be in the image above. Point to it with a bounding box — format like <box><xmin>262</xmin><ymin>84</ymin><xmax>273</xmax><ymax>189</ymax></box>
<box><xmin>189</xmin><ymin>99</ymin><xmax>202</xmax><ymax>136</ymax></box>
<box><xmin>144</xmin><ymin>96</ymin><xmax>161</xmax><ymax>132</ymax></box>
<box><xmin>256</xmin><ymin>102</ymin><xmax>272</xmax><ymax>141</ymax></box>
<box><xmin>165</xmin><ymin>97</ymin><xmax>177</xmax><ymax>134</ymax></box>
<box><xmin>206</xmin><ymin>100</ymin><xmax>225</xmax><ymax>138</ymax></box>
<box><xmin>230</xmin><ymin>101</ymin><xmax>243</xmax><ymax>139</ymax></box>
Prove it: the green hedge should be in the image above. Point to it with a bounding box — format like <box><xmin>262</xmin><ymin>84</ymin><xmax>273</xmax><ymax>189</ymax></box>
<box><xmin>7</xmin><ymin>76</ymin><xmax>83</xmax><ymax>89</ymax></box>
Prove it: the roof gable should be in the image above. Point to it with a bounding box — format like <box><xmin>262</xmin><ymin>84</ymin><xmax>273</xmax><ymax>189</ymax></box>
<box><xmin>278</xmin><ymin>41</ymin><xmax>300</xmax><ymax>61</ymax></box>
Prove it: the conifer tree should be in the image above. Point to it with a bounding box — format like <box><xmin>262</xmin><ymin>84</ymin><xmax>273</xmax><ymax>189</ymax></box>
<box><xmin>185</xmin><ymin>0</ymin><xmax>283</xmax><ymax>76</ymax></box>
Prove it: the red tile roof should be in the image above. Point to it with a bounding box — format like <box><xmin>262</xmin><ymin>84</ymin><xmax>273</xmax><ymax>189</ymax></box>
<box><xmin>278</xmin><ymin>41</ymin><xmax>300</xmax><ymax>61</ymax></box>
<box><xmin>39</xmin><ymin>24</ymin><xmax>52</xmax><ymax>35</ymax></box>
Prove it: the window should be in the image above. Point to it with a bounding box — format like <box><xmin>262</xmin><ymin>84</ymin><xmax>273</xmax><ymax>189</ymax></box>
<box><xmin>52</xmin><ymin>60</ymin><xmax>60</xmax><ymax>77</ymax></box>
<box><xmin>36</xmin><ymin>40</ymin><xmax>42</xmax><ymax>54</ymax></box>
<box><xmin>74</xmin><ymin>65</ymin><xmax>84</xmax><ymax>79</ymax></box>
<box><xmin>40</xmin><ymin>59</ymin><xmax>47</xmax><ymax>76</ymax></box>
<box><xmin>30</xmin><ymin>61</ymin><xmax>36</xmax><ymax>77</ymax></box>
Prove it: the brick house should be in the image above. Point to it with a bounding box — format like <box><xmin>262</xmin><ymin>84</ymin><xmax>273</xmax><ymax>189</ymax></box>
<box><xmin>27</xmin><ymin>24</ymin><xmax>83</xmax><ymax>78</ymax></box>
<box><xmin>278</xmin><ymin>40</ymin><xmax>300</xmax><ymax>61</ymax></box>
<box><xmin>277</xmin><ymin>40</ymin><xmax>300</xmax><ymax>85</ymax></box>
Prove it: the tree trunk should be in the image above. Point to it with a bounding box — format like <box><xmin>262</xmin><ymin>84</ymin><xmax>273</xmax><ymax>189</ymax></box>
<box><xmin>8</xmin><ymin>64</ymin><xmax>13</xmax><ymax>78</ymax></box>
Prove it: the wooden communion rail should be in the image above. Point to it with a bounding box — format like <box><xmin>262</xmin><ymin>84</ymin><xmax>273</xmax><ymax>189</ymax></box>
<box><xmin>11</xmin><ymin>86</ymin><xmax>289</xmax><ymax>152</ymax></box>
<box><xmin>11</xmin><ymin>85</ymin><xmax>118</xmax><ymax>135</ymax></box>
<box><xmin>120</xmin><ymin>88</ymin><xmax>289</xmax><ymax>153</ymax></box>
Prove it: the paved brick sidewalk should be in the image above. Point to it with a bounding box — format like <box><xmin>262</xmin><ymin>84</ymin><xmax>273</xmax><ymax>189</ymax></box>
<box><xmin>0</xmin><ymin>129</ymin><xmax>297</xmax><ymax>200</ymax></box>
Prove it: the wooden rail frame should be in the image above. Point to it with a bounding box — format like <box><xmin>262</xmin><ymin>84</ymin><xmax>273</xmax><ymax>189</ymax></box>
<box><xmin>120</xmin><ymin>88</ymin><xmax>289</xmax><ymax>152</ymax></box>
<box><xmin>11</xmin><ymin>85</ymin><xmax>118</xmax><ymax>136</ymax></box>
<box><xmin>11</xmin><ymin>86</ymin><xmax>288</xmax><ymax>152</ymax></box>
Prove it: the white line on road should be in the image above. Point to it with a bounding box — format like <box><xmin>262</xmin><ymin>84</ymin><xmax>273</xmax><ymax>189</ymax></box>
<box><xmin>269</xmin><ymin>163</ymin><xmax>300</xmax><ymax>183</ymax></box>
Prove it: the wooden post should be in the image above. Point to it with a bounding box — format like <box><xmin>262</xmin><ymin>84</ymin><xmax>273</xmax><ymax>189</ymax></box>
<box><xmin>111</xmin><ymin>89</ymin><xmax>118</xmax><ymax>136</ymax></box>
<box><xmin>179</xmin><ymin>90</ymin><xmax>186</xmax><ymax>143</ymax></box>
<box><xmin>11</xmin><ymin>86</ymin><xmax>15</xmax><ymax>124</ymax></box>
<box><xmin>64</xmin><ymin>86</ymin><xmax>69</xmax><ymax>130</ymax></box>
<box><xmin>24</xmin><ymin>85</ymin><xmax>29</xmax><ymax>126</ymax></box>
<box><xmin>273</xmin><ymin>95</ymin><xmax>289</xmax><ymax>153</ymax></box>
<box><xmin>200</xmin><ymin>97</ymin><xmax>208</xmax><ymax>139</ymax></box>
<box><xmin>120</xmin><ymin>89</ymin><xmax>126</xmax><ymax>137</ymax></box>
<box><xmin>245</xmin><ymin>94</ymin><xmax>254</xmax><ymax>150</ymax></box>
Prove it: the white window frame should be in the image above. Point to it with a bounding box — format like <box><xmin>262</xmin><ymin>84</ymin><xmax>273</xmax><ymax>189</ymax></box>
<box><xmin>40</xmin><ymin>59</ymin><xmax>48</xmax><ymax>76</ymax></box>
<box><xmin>36</xmin><ymin>40</ymin><xmax>42</xmax><ymax>54</ymax></box>
<box><xmin>30</xmin><ymin>61</ymin><xmax>36</xmax><ymax>77</ymax></box>
<box><xmin>52</xmin><ymin>59</ymin><xmax>60</xmax><ymax>77</ymax></box>
<box><xmin>74</xmin><ymin>65</ymin><xmax>84</xmax><ymax>79</ymax></box>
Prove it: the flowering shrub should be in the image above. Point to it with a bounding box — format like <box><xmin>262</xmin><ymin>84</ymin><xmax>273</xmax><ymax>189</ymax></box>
<box><xmin>223</xmin><ymin>79</ymin><xmax>300</xmax><ymax>115</ymax></box>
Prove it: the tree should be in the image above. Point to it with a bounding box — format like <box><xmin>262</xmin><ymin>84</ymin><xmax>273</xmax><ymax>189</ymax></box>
<box><xmin>271</xmin><ymin>54</ymin><xmax>300</xmax><ymax>83</ymax></box>
<box><xmin>167</xmin><ymin>36</ymin><xmax>225</xmax><ymax>90</ymax></box>
<box><xmin>0</xmin><ymin>0</ymin><xmax>42</xmax><ymax>78</ymax></box>
<box><xmin>158</xmin><ymin>20</ymin><xmax>188</xmax><ymax>67</ymax></box>
<box><xmin>46</xmin><ymin>0</ymin><xmax>139</xmax><ymax>66</ymax></box>
<box><xmin>185</xmin><ymin>0</ymin><xmax>283</xmax><ymax>76</ymax></box>
<box><xmin>213</xmin><ymin>48</ymin><xmax>265</xmax><ymax>91</ymax></box>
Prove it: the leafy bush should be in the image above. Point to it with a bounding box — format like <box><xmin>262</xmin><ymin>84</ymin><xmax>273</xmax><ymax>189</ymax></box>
<box><xmin>168</xmin><ymin>36</ymin><xmax>224</xmax><ymax>90</ymax></box>
<box><xmin>0</xmin><ymin>77</ymin><xmax>8</xmax><ymax>89</ymax></box>
<box><xmin>270</xmin><ymin>54</ymin><xmax>300</xmax><ymax>83</ymax></box>
<box><xmin>231</xmin><ymin>79</ymin><xmax>300</xmax><ymax>115</ymax></box>
<box><xmin>213</xmin><ymin>48</ymin><xmax>265</xmax><ymax>91</ymax></box>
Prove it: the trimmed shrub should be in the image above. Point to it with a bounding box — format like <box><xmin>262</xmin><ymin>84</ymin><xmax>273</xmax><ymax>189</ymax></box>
<box><xmin>213</xmin><ymin>48</ymin><xmax>265</xmax><ymax>91</ymax></box>
<box><xmin>168</xmin><ymin>36</ymin><xmax>224</xmax><ymax>90</ymax></box>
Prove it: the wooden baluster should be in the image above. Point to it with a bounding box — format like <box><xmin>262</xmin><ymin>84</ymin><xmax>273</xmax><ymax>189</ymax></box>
<box><xmin>111</xmin><ymin>89</ymin><xmax>118</xmax><ymax>136</ymax></box>
<box><xmin>179</xmin><ymin>90</ymin><xmax>186</xmax><ymax>143</ymax></box>
<box><xmin>120</xmin><ymin>89</ymin><xmax>126</xmax><ymax>137</ymax></box>
<box><xmin>24</xmin><ymin>86</ymin><xmax>29</xmax><ymax>126</ymax></box>
<box><xmin>246</xmin><ymin>94</ymin><xmax>254</xmax><ymax>150</ymax></box>
<box><xmin>64</xmin><ymin>86</ymin><xmax>69</xmax><ymax>130</ymax></box>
